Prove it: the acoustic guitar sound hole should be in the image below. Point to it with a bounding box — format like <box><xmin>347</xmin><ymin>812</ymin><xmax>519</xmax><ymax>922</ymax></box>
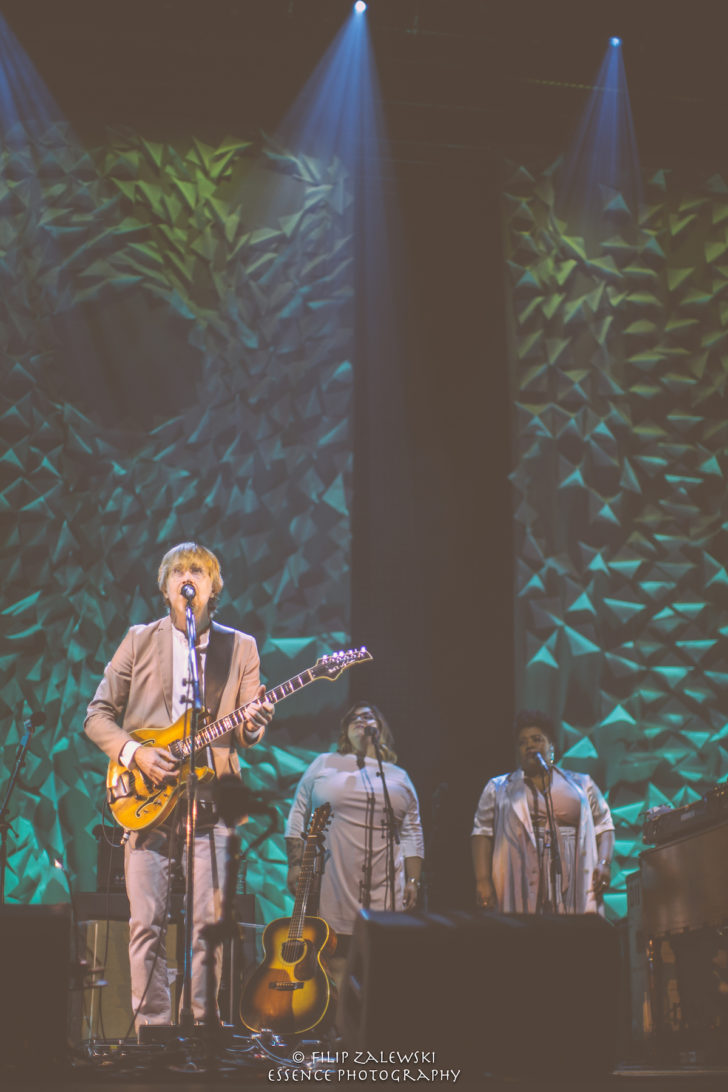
<box><xmin>281</xmin><ymin>939</ymin><xmax>305</xmax><ymax>963</ymax></box>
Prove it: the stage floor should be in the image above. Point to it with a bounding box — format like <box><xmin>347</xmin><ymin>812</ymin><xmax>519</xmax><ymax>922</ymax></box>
<box><xmin>4</xmin><ymin>1053</ymin><xmax>728</xmax><ymax>1092</ymax></box>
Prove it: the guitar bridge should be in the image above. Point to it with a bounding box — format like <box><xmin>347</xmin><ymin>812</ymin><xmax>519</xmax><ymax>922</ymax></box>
<box><xmin>269</xmin><ymin>981</ymin><xmax>304</xmax><ymax>991</ymax></box>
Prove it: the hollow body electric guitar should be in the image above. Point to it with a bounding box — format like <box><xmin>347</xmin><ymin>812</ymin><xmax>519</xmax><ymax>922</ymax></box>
<box><xmin>240</xmin><ymin>803</ymin><xmax>335</xmax><ymax>1035</ymax></box>
<box><xmin>106</xmin><ymin>648</ymin><xmax>371</xmax><ymax>831</ymax></box>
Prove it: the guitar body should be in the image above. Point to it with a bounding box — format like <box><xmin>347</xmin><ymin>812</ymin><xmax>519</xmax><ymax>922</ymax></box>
<box><xmin>104</xmin><ymin>648</ymin><xmax>372</xmax><ymax>832</ymax></box>
<box><xmin>106</xmin><ymin>719</ymin><xmax>215</xmax><ymax>832</ymax></box>
<box><xmin>240</xmin><ymin>915</ymin><xmax>337</xmax><ymax>1035</ymax></box>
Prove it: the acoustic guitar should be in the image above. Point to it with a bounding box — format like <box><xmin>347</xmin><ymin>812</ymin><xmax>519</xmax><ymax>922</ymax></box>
<box><xmin>240</xmin><ymin>803</ymin><xmax>335</xmax><ymax>1035</ymax></box>
<box><xmin>106</xmin><ymin>648</ymin><xmax>371</xmax><ymax>831</ymax></box>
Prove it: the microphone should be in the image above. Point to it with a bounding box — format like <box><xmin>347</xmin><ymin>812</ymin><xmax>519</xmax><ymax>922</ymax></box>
<box><xmin>534</xmin><ymin>751</ymin><xmax>551</xmax><ymax>774</ymax></box>
<box><xmin>23</xmin><ymin>711</ymin><xmax>45</xmax><ymax>732</ymax></box>
<box><xmin>364</xmin><ymin>724</ymin><xmax>380</xmax><ymax>740</ymax></box>
<box><xmin>181</xmin><ymin>583</ymin><xmax>196</xmax><ymax>601</ymax></box>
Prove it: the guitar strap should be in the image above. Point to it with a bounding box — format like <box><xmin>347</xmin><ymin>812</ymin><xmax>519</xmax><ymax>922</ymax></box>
<box><xmin>178</xmin><ymin>623</ymin><xmax>236</xmax><ymax>827</ymax></box>
<box><xmin>205</xmin><ymin>621</ymin><xmax>236</xmax><ymax>723</ymax></box>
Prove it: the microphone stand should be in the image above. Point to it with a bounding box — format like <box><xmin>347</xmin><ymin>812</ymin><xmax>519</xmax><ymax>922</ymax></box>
<box><xmin>369</xmin><ymin>730</ymin><xmax>399</xmax><ymax>913</ymax></box>
<box><xmin>0</xmin><ymin>714</ymin><xmax>39</xmax><ymax>904</ymax></box>
<box><xmin>539</xmin><ymin>760</ymin><xmax>562</xmax><ymax>914</ymax></box>
<box><xmin>179</xmin><ymin>599</ymin><xmax>203</xmax><ymax>1034</ymax></box>
<box><xmin>200</xmin><ymin>776</ymin><xmax>252</xmax><ymax>1071</ymax></box>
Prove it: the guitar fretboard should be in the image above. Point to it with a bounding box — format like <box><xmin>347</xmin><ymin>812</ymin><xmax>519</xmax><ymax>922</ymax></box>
<box><xmin>172</xmin><ymin>668</ymin><xmax>318</xmax><ymax>760</ymax></box>
<box><xmin>287</xmin><ymin>832</ymin><xmax>321</xmax><ymax>946</ymax></box>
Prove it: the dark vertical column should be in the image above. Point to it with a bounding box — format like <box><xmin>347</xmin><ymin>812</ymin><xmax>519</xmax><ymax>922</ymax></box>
<box><xmin>352</xmin><ymin>156</ymin><xmax>514</xmax><ymax>909</ymax></box>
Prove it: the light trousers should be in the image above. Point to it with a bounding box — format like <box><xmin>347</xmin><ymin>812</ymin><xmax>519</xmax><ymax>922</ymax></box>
<box><xmin>125</xmin><ymin>820</ymin><xmax>228</xmax><ymax>1030</ymax></box>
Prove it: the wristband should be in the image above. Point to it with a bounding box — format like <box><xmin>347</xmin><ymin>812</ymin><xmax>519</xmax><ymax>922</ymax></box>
<box><xmin>598</xmin><ymin>858</ymin><xmax>610</xmax><ymax>867</ymax></box>
<box><xmin>406</xmin><ymin>878</ymin><xmax>421</xmax><ymax>887</ymax></box>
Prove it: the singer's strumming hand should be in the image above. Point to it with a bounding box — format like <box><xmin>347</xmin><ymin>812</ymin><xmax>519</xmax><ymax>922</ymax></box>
<box><xmin>133</xmin><ymin>745</ymin><xmax>179</xmax><ymax>787</ymax></box>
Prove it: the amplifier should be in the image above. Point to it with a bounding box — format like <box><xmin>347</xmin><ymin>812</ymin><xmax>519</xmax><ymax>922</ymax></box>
<box><xmin>642</xmin><ymin>783</ymin><xmax>728</xmax><ymax>845</ymax></box>
<box><xmin>73</xmin><ymin>893</ymin><xmax>258</xmax><ymax>1040</ymax></box>
<box><xmin>93</xmin><ymin>825</ymin><xmax>186</xmax><ymax>894</ymax></box>
<box><xmin>94</xmin><ymin>825</ymin><xmax>125</xmax><ymax>892</ymax></box>
<box><xmin>640</xmin><ymin>819</ymin><xmax>728</xmax><ymax>935</ymax></box>
<box><xmin>77</xmin><ymin>891</ymin><xmax>256</xmax><ymax>923</ymax></box>
<box><xmin>643</xmin><ymin>799</ymin><xmax>711</xmax><ymax>845</ymax></box>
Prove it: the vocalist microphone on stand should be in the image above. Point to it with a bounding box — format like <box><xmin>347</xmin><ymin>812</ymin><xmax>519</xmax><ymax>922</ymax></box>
<box><xmin>533</xmin><ymin>748</ymin><xmax>562</xmax><ymax>911</ymax></box>
<box><xmin>284</xmin><ymin>701</ymin><xmax>425</xmax><ymax>997</ymax></box>
<box><xmin>534</xmin><ymin>751</ymin><xmax>551</xmax><ymax>775</ymax></box>
<box><xmin>83</xmin><ymin>542</ymin><xmax>275</xmax><ymax>1034</ymax></box>
<box><xmin>471</xmin><ymin>709</ymin><xmax>615</xmax><ymax>916</ymax></box>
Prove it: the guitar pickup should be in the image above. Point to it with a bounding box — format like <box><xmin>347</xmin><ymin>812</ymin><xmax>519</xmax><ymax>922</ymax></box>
<box><xmin>269</xmin><ymin>982</ymin><xmax>304</xmax><ymax>991</ymax></box>
<box><xmin>107</xmin><ymin>771</ymin><xmax>133</xmax><ymax>803</ymax></box>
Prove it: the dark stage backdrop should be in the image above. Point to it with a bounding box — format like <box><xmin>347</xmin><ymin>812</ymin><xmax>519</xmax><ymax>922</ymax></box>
<box><xmin>504</xmin><ymin>159</ymin><xmax>728</xmax><ymax>917</ymax></box>
<box><xmin>0</xmin><ymin>124</ymin><xmax>354</xmax><ymax>921</ymax></box>
<box><xmin>350</xmin><ymin>159</ymin><xmax>514</xmax><ymax>913</ymax></box>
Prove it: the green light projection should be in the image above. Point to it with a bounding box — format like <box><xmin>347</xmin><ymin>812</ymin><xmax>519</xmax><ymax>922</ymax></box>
<box><xmin>0</xmin><ymin>124</ymin><xmax>354</xmax><ymax>924</ymax></box>
<box><xmin>504</xmin><ymin>161</ymin><xmax>728</xmax><ymax>918</ymax></box>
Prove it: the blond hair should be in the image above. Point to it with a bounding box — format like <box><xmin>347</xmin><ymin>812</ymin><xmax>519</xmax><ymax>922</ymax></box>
<box><xmin>157</xmin><ymin>542</ymin><xmax>223</xmax><ymax>613</ymax></box>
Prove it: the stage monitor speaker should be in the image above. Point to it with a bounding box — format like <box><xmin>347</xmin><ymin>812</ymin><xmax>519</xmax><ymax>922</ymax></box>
<box><xmin>339</xmin><ymin>910</ymin><xmax>621</xmax><ymax>1081</ymax></box>
<box><xmin>0</xmin><ymin>904</ymin><xmax>71</xmax><ymax>1073</ymax></box>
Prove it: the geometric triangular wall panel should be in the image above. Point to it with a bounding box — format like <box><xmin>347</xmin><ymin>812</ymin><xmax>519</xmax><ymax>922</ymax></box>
<box><xmin>0</xmin><ymin>124</ymin><xmax>353</xmax><ymax>923</ymax></box>
<box><xmin>504</xmin><ymin>160</ymin><xmax>728</xmax><ymax>917</ymax></box>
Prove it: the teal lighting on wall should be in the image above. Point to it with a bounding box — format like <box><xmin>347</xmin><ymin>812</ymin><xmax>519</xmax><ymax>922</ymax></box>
<box><xmin>0</xmin><ymin>9</ymin><xmax>357</xmax><ymax>922</ymax></box>
<box><xmin>504</xmin><ymin>160</ymin><xmax>728</xmax><ymax>919</ymax></box>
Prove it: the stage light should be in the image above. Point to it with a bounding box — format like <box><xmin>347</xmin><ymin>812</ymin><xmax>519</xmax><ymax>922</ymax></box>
<box><xmin>557</xmin><ymin>34</ymin><xmax>641</xmax><ymax>241</ymax></box>
<box><xmin>354</xmin><ymin>1</ymin><xmax>367</xmax><ymax>13</ymax></box>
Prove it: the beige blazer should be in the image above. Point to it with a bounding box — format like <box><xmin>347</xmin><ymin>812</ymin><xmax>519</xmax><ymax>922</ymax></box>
<box><xmin>84</xmin><ymin>614</ymin><xmax>262</xmax><ymax>778</ymax></box>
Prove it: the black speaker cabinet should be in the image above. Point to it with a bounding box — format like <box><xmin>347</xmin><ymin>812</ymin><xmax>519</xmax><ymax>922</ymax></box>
<box><xmin>0</xmin><ymin>904</ymin><xmax>71</xmax><ymax>1073</ymax></box>
<box><xmin>340</xmin><ymin>909</ymin><xmax>621</xmax><ymax>1081</ymax></box>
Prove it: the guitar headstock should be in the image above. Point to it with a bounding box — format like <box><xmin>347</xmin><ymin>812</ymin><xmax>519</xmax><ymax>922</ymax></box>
<box><xmin>308</xmin><ymin>802</ymin><xmax>332</xmax><ymax>838</ymax></box>
<box><xmin>312</xmin><ymin>647</ymin><xmax>373</xmax><ymax>680</ymax></box>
